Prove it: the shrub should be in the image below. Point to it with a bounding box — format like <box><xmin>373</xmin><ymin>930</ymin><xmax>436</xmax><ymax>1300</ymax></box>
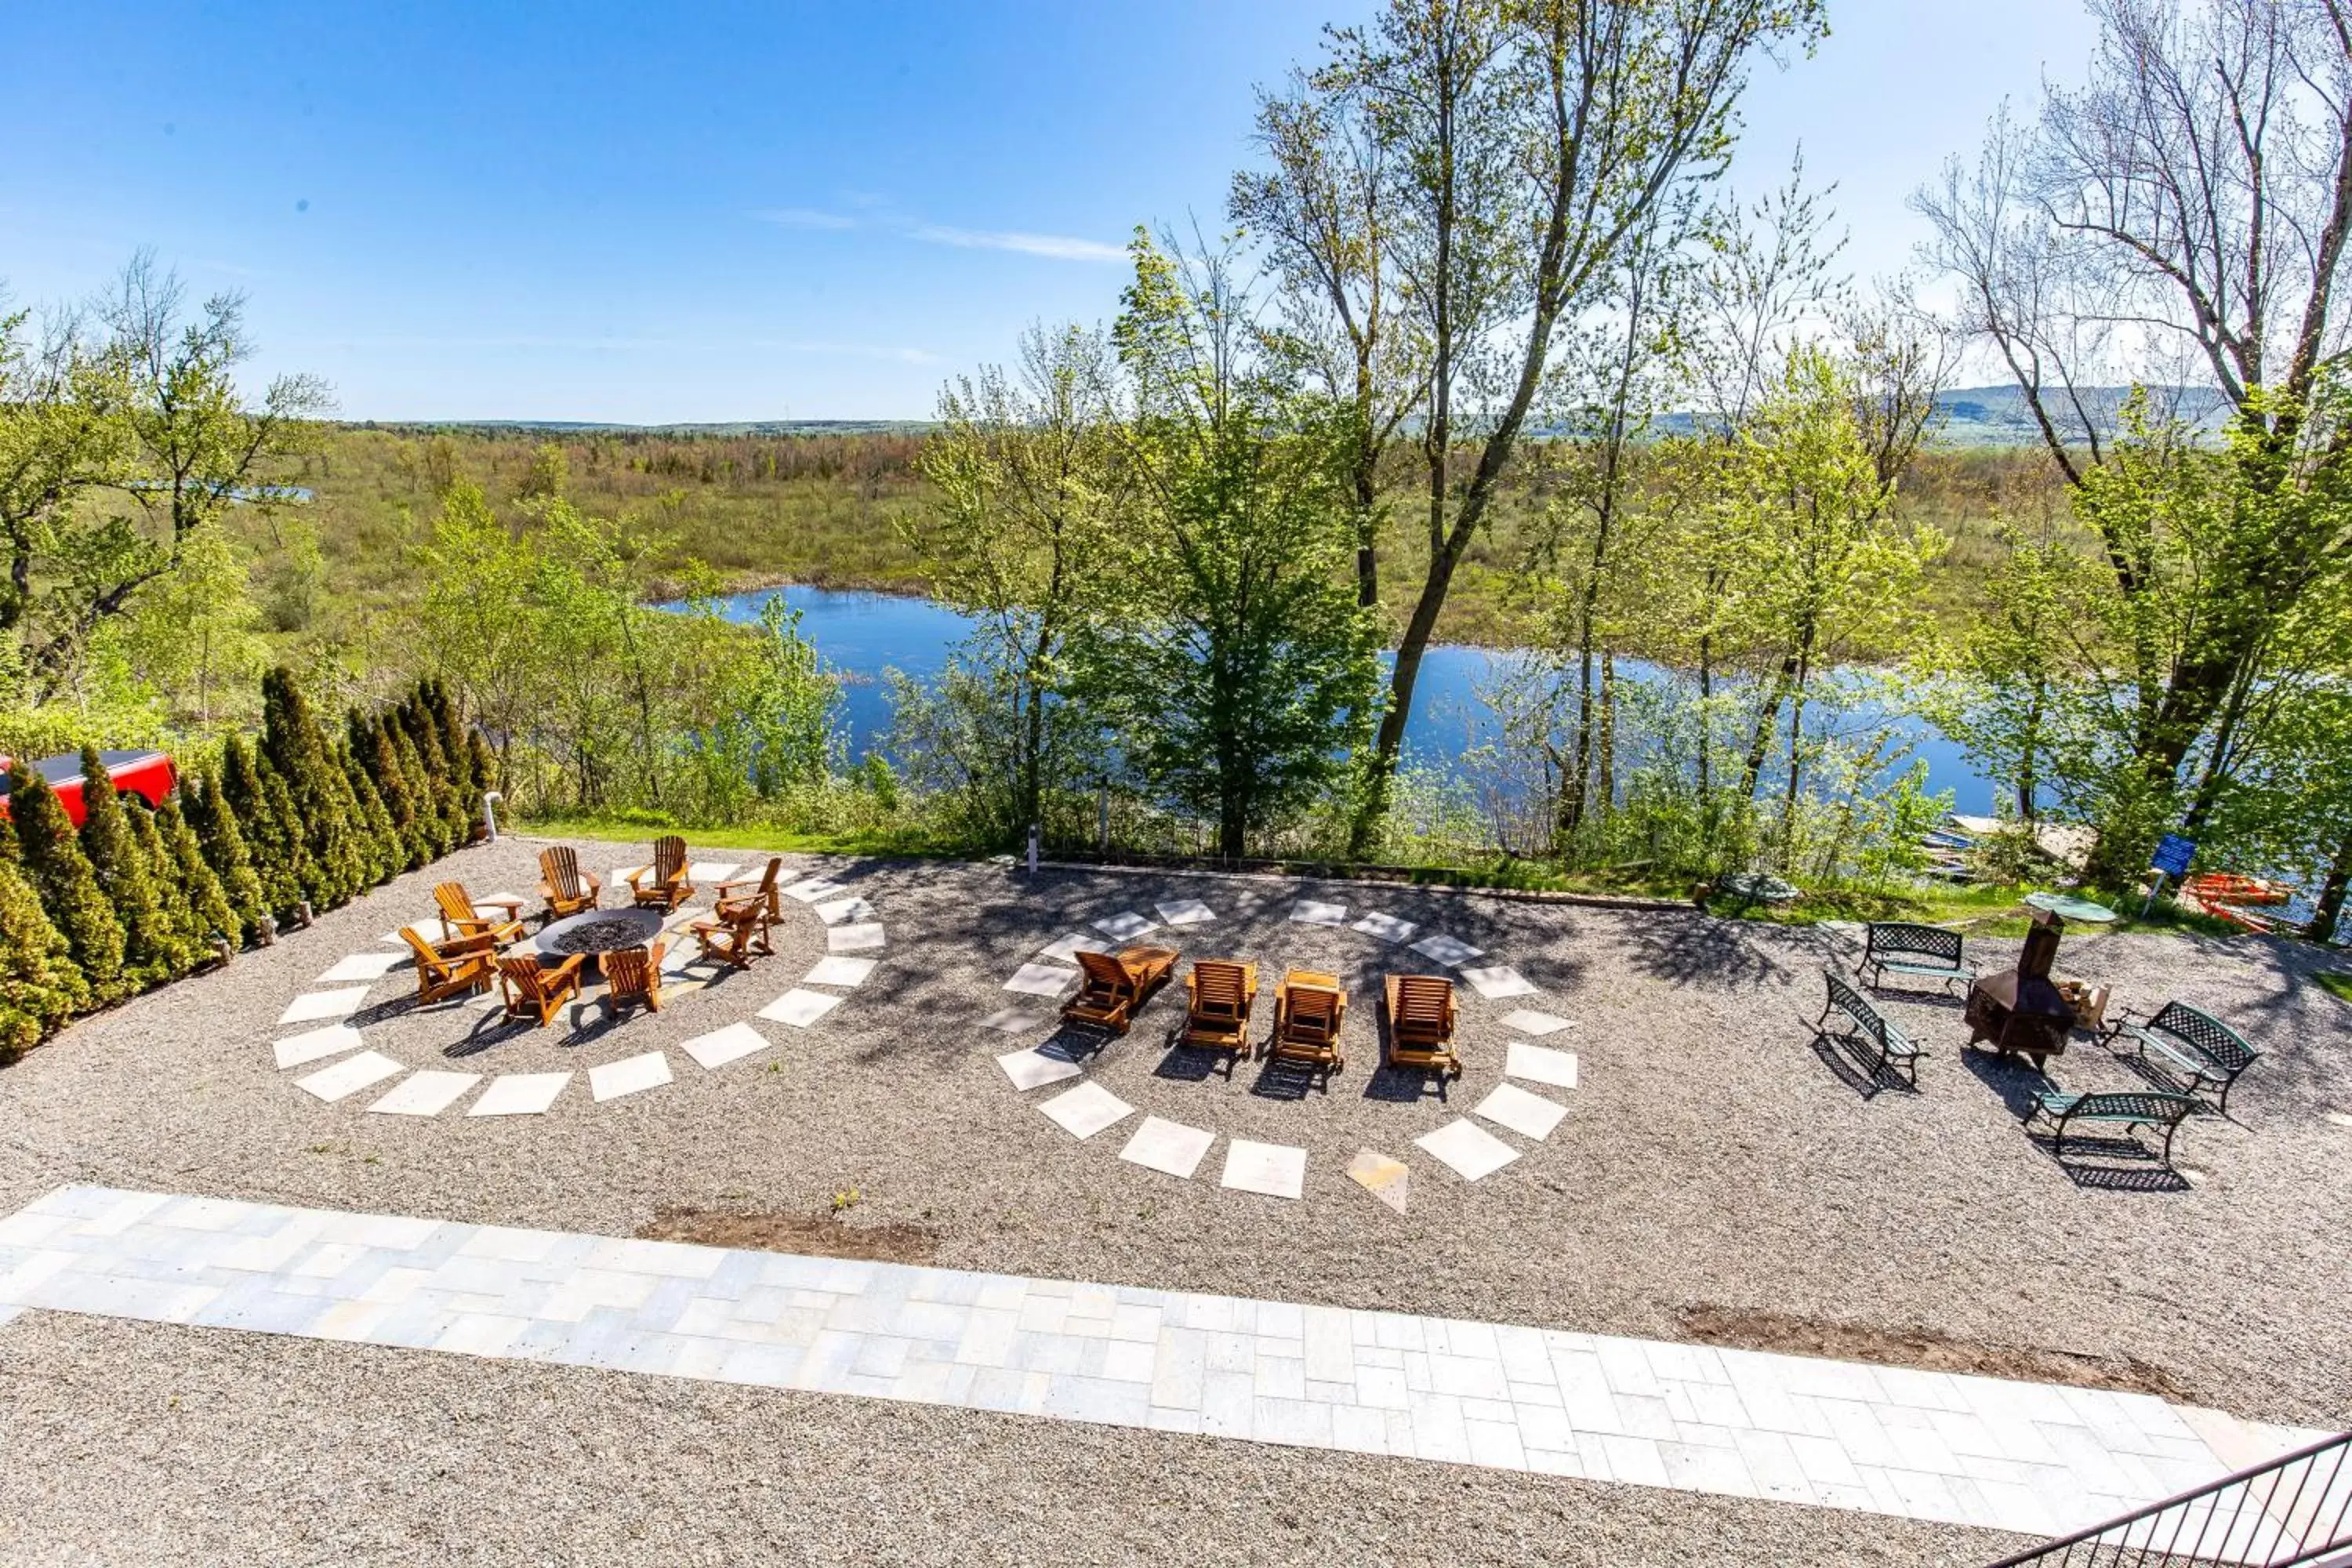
<box><xmin>0</xmin><ymin>857</ymin><xmax>85</xmax><ymax>1058</ymax></box>
<box><xmin>124</xmin><ymin>800</ymin><xmax>206</xmax><ymax>981</ymax></box>
<box><xmin>77</xmin><ymin>746</ymin><xmax>199</xmax><ymax>987</ymax></box>
<box><xmin>220</xmin><ymin>735</ymin><xmax>307</xmax><ymax>915</ymax></box>
<box><xmin>158</xmin><ymin>793</ymin><xmax>241</xmax><ymax>948</ymax></box>
<box><xmin>339</xmin><ymin>739</ymin><xmax>402</xmax><ymax>884</ymax></box>
<box><xmin>351</xmin><ymin>709</ymin><xmax>426</xmax><ymax>870</ymax></box>
<box><xmin>184</xmin><ymin>768</ymin><xmax>268</xmax><ymax>936</ymax></box>
<box><xmin>261</xmin><ymin>668</ymin><xmax>368</xmax><ymax>908</ymax></box>
<box><xmin>9</xmin><ymin>762</ymin><xmax>126</xmax><ymax>1004</ymax></box>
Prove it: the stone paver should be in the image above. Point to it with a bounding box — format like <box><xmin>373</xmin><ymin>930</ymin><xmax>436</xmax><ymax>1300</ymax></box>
<box><xmin>828</xmin><ymin>923</ymin><xmax>886</xmax><ymax>953</ymax></box>
<box><xmin>1501</xmin><ymin>1010</ymin><xmax>1574</xmax><ymax>1036</ymax></box>
<box><xmin>813</xmin><ymin>897</ymin><xmax>876</xmax><ymax>927</ymax></box>
<box><xmin>274</xmin><ymin>1024</ymin><xmax>366</xmax><ymax>1070</ymax></box>
<box><xmin>1004</xmin><ymin>963</ymin><xmax>1078</xmax><ymax>997</ymax></box>
<box><xmin>1219</xmin><ymin>1139</ymin><xmax>1308</xmax><ymax>1200</ymax></box>
<box><xmin>1037</xmin><ymin>1082</ymin><xmax>1134</xmax><ymax>1140</ymax></box>
<box><xmin>1351</xmin><ymin>912</ymin><xmax>1417</xmax><ymax>943</ymax></box>
<box><xmin>1473</xmin><ymin>1081</ymin><xmax>1568</xmax><ymax>1142</ymax></box>
<box><xmin>1346</xmin><ymin>1149</ymin><xmax>1410</xmax><ymax>1214</ymax></box>
<box><xmin>1504</xmin><ymin>1041</ymin><xmax>1580</xmax><ymax>1090</ymax></box>
<box><xmin>681</xmin><ymin>1023</ymin><xmax>772</xmax><ymax>1071</ymax></box>
<box><xmin>587</xmin><ymin>1051</ymin><xmax>673</xmax><ymax>1102</ymax></box>
<box><xmin>1119</xmin><ymin>1116</ymin><xmax>1217</xmax><ymax>1179</ymax></box>
<box><xmin>278</xmin><ymin>987</ymin><xmax>372</xmax><ymax>1025</ymax></box>
<box><xmin>1156</xmin><ymin>898</ymin><xmax>1217</xmax><ymax>926</ymax></box>
<box><xmin>1415</xmin><ymin>1119</ymin><xmax>1521</xmax><ymax>1182</ymax></box>
<box><xmin>1459</xmin><ymin>964</ymin><xmax>1539</xmax><ymax>1000</ymax></box>
<box><xmin>1408</xmin><ymin>935</ymin><xmax>1483</xmax><ymax>969</ymax></box>
<box><xmin>996</xmin><ymin>1046</ymin><xmax>1087</xmax><ymax>1092</ymax></box>
<box><xmin>293</xmin><ymin>1051</ymin><xmax>405</xmax><ymax>1103</ymax></box>
<box><xmin>804</xmin><ymin>956</ymin><xmax>877</xmax><ymax>989</ymax></box>
<box><xmin>1093</xmin><ymin>912</ymin><xmax>1159</xmax><ymax>942</ymax></box>
<box><xmin>978</xmin><ymin>1006</ymin><xmax>1053</xmax><ymax>1034</ymax></box>
<box><xmin>317</xmin><ymin>951</ymin><xmax>410</xmax><ymax>983</ymax></box>
<box><xmin>0</xmin><ymin>1185</ymin><xmax>2292</xmax><ymax>1544</ymax></box>
<box><xmin>759</xmin><ymin>989</ymin><xmax>844</xmax><ymax>1028</ymax></box>
<box><xmin>1040</xmin><ymin>933</ymin><xmax>1111</xmax><ymax>964</ymax></box>
<box><xmin>365</xmin><ymin>1071</ymin><xmax>482</xmax><ymax>1117</ymax></box>
<box><xmin>1290</xmin><ymin>899</ymin><xmax>1348</xmax><ymax>927</ymax></box>
<box><xmin>466</xmin><ymin>1073</ymin><xmax>571</xmax><ymax>1117</ymax></box>
<box><xmin>782</xmin><ymin>877</ymin><xmax>844</xmax><ymax>902</ymax></box>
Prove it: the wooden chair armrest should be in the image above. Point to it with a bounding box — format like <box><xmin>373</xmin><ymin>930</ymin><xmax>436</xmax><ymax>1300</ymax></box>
<box><xmin>545</xmin><ymin>954</ymin><xmax>585</xmax><ymax>979</ymax></box>
<box><xmin>648</xmin><ymin>939</ymin><xmax>666</xmax><ymax>967</ymax></box>
<box><xmin>442</xmin><ymin>931</ymin><xmax>504</xmax><ymax>954</ymax></box>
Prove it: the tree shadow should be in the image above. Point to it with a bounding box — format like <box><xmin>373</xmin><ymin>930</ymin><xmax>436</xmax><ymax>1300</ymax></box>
<box><xmin>1620</xmin><ymin>912</ymin><xmax>1799</xmax><ymax>990</ymax></box>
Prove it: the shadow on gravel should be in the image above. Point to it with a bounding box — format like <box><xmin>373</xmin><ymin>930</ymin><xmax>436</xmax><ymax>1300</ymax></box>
<box><xmin>1806</xmin><ymin>1014</ymin><xmax>1921</xmax><ymax>1100</ymax></box>
<box><xmin>1960</xmin><ymin>1044</ymin><xmax>2056</xmax><ymax>1120</ymax></box>
<box><xmin>1622</xmin><ymin>913</ymin><xmax>1795</xmax><ymax>989</ymax></box>
<box><xmin>2023</xmin><ymin>1131</ymin><xmax>2194</xmax><ymax>1194</ymax></box>
<box><xmin>1360</xmin><ymin>1064</ymin><xmax>1453</xmax><ymax>1105</ymax></box>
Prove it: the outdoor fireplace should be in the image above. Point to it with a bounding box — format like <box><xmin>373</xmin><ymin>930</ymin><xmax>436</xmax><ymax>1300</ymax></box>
<box><xmin>1964</xmin><ymin>908</ymin><xmax>2078</xmax><ymax>1067</ymax></box>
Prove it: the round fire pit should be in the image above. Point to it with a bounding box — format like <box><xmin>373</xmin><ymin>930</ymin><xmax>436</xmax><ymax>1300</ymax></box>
<box><xmin>534</xmin><ymin>906</ymin><xmax>666</xmax><ymax>978</ymax></box>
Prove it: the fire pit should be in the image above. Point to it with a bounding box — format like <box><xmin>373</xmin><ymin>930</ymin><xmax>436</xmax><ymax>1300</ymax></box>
<box><xmin>535</xmin><ymin>906</ymin><xmax>666</xmax><ymax>978</ymax></box>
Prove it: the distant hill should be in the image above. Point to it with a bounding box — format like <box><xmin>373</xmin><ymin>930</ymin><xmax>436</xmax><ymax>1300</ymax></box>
<box><xmin>355</xmin><ymin>419</ymin><xmax>937</xmax><ymax>438</ymax></box>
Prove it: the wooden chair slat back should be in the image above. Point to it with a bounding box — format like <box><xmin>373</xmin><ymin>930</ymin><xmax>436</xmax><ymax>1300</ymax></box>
<box><xmin>1191</xmin><ymin>961</ymin><xmax>1250</xmax><ymax>1013</ymax></box>
<box><xmin>499</xmin><ymin>956</ymin><xmax>557</xmax><ymax>1001</ymax></box>
<box><xmin>542</xmin><ymin>847</ymin><xmax>587</xmax><ymax>897</ymax></box>
<box><xmin>652</xmin><ymin>837</ymin><xmax>687</xmax><ymax>880</ymax></box>
<box><xmin>1283</xmin><ymin>985</ymin><xmax>1342</xmax><ymax>1037</ymax></box>
<box><xmin>1390</xmin><ymin>976</ymin><xmax>1453</xmax><ymax>1027</ymax></box>
<box><xmin>434</xmin><ymin>883</ymin><xmax>475</xmax><ymax>925</ymax></box>
<box><xmin>604</xmin><ymin>946</ymin><xmax>655</xmax><ymax>994</ymax></box>
<box><xmin>1076</xmin><ymin>949</ymin><xmax>1132</xmax><ymax>991</ymax></box>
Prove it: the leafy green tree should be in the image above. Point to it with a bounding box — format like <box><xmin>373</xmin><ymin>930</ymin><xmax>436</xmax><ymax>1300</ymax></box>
<box><xmin>400</xmin><ymin>687</ymin><xmax>468</xmax><ymax>848</ymax></box>
<box><xmin>354</xmin><ymin>711</ymin><xmax>429</xmax><ymax>868</ymax></box>
<box><xmin>0</xmin><ymin>302</ymin><xmax>134</xmax><ymax>668</ymax></box>
<box><xmin>157</xmin><ymin>793</ymin><xmax>239</xmax><ymax>949</ymax></box>
<box><xmin>389</xmin><ymin>713</ymin><xmax>454</xmax><ymax>857</ymax></box>
<box><xmin>183</xmin><ymin>768</ymin><xmax>267</xmax><ymax>935</ymax></box>
<box><xmin>220</xmin><ymin>734</ymin><xmax>306</xmax><ymax>914</ymax></box>
<box><xmin>112</xmin><ymin>524</ymin><xmax>267</xmax><ymax>727</ymax></box>
<box><xmin>260</xmin><ymin>667</ymin><xmax>367</xmax><ymax>906</ymax></box>
<box><xmin>9</xmin><ymin>762</ymin><xmax>126</xmax><ymax>1003</ymax></box>
<box><xmin>76</xmin><ymin>746</ymin><xmax>194</xmax><ymax>986</ymax></box>
<box><xmin>1081</xmin><ymin>238</ymin><xmax>1380</xmax><ymax>857</ymax></box>
<box><xmin>0</xmin><ymin>855</ymin><xmax>83</xmax><ymax>1058</ymax></box>
<box><xmin>338</xmin><ymin>739</ymin><xmax>401</xmax><ymax>885</ymax></box>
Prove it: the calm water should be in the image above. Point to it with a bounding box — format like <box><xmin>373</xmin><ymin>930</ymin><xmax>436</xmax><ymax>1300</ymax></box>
<box><xmin>700</xmin><ymin>585</ymin><xmax>2001</xmax><ymax>813</ymax></box>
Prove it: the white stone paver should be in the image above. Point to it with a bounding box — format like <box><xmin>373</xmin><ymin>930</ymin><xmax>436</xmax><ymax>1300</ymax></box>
<box><xmin>273</xmin><ymin>1024</ymin><xmax>366</xmax><ymax>1070</ymax></box>
<box><xmin>681</xmin><ymin>1022</ymin><xmax>772</xmax><ymax>1070</ymax></box>
<box><xmin>803</xmin><ymin>956</ymin><xmax>877</xmax><ymax>989</ymax></box>
<box><xmin>1093</xmin><ymin>911</ymin><xmax>1160</xmax><ymax>942</ymax></box>
<box><xmin>1005</xmin><ymin>963</ymin><xmax>1078</xmax><ymax>997</ymax></box>
<box><xmin>1408</xmin><ymin>934</ymin><xmax>1483</xmax><ymax>969</ymax></box>
<box><xmin>759</xmin><ymin>989</ymin><xmax>844</xmax><ymax>1028</ymax></box>
<box><xmin>316</xmin><ymin>950</ymin><xmax>409</xmax><ymax>983</ymax></box>
<box><xmin>1504</xmin><ymin>1042</ymin><xmax>1580</xmax><ymax>1090</ymax></box>
<box><xmin>1119</xmin><ymin>1116</ymin><xmax>1216</xmax><ymax>1179</ymax></box>
<box><xmin>466</xmin><ymin>1073</ymin><xmax>571</xmax><ymax>1116</ymax></box>
<box><xmin>1459</xmin><ymin>964</ymin><xmax>1539</xmax><ymax>1000</ymax></box>
<box><xmin>366</xmin><ymin>1071</ymin><xmax>482</xmax><ymax>1117</ymax></box>
<box><xmin>278</xmin><ymin>987</ymin><xmax>373</xmax><ymax>1025</ymax></box>
<box><xmin>1220</xmin><ymin>1140</ymin><xmax>1308</xmax><ymax>1200</ymax></box>
<box><xmin>687</xmin><ymin>862</ymin><xmax>741</xmax><ymax>884</ymax></box>
<box><xmin>1037</xmin><ymin>1082</ymin><xmax>1134</xmax><ymax>1140</ymax></box>
<box><xmin>0</xmin><ymin>1185</ymin><xmax>2293</xmax><ymax>1543</ymax></box>
<box><xmin>782</xmin><ymin>877</ymin><xmax>844</xmax><ymax>903</ymax></box>
<box><xmin>1040</xmin><ymin>933</ymin><xmax>1112</xmax><ymax>964</ymax></box>
<box><xmin>1290</xmin><ymin>899</ymin><xmax>1348</xmax><ymax>927</ymax></box>
<box><xmin>1156</xmin><ymin>898</ymin><xmax>1217</xmax><ymax>926</ymax></box>
<box><xmin>292</xmin><ymin>1051</ymin><xmax>405</xmax><ymax>1103</ymax></box>
<box><xmin>979</xmin><ymin>1006</ymin><xmax>1054</xmax><ymax>1034</ymax></box>
<box><xmin>812</xmin><ymin>897</ymin><xmax>875</xmax><ymax>927</ymax></box>
<box><xmin>828</xmin><ymin>923</ymin><xmax>886</xmax><ymax>953</ymax></box>
<box><xmin>1501</xmin><ymin>1009</ymin><xmax>1574</xmax><ymax>1036</ymax></box>
<box><xmin>1352</xmin><ymin>912</ymin><xmax>1417</xmax><ymax>943</ymax></box>
<box><xmin>1474</xmin><ymin>1081</ymin><xmax>1569</xmax><ymax>1142</ymax></box>
<box><xmin>996</xmin><ymin>1046</ymin><xmax>1086</xmax><ymax>1092</ymax></box>
<box><xmin>1415</xmin><ymin>1119</ymin><xmax>1522</xmax><ymax>1181</ymax></box>
<box><xmin>1346</xmin><ymin>1149</ymin><xmax>1410</xmax><ymax>1214</ymax></box>
<box><xmin>588</xmin><ymin>1051</ymin><xmax>673</xmax><ymax>1102</ymax></box>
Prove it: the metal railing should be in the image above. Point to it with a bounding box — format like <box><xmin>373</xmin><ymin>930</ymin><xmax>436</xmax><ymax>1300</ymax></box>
<box><xmin>1989</xmin><ymin>1430</ymin><xmax>2351</xmax><ymax>1567</ymax></box>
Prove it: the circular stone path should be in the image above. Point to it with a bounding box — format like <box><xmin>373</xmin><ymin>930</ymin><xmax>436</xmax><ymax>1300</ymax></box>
<box><xmin>988</xmin><ymin>891</ymin><xmax>1584</xmax><ymax>1210</ymax></box>
<box><xmin>265</xmin><ymin>860</ymin><xmax>887</xmax><ymax>1120</ymax></box>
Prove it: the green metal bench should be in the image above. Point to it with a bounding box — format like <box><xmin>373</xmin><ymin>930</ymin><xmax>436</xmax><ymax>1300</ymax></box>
<box><xmin>1860</xmin><ymin>921</ymin><xmax>1975</xmax><ymax>994</ymax></box>
<box><xmin>2027</xmin><ymin>1089</ymin><xmax>2200</xmax><ymax>1168</ymax></box>
<box><xmin>1814</xmin><ymin>969</ymin><xmax>1925</xmax><ymax>1088</ymax></box>
<box><xmin>2102</xmin><ymin>1000</ymin><xmax>2260</xmax><ymax>1114</ymax></box>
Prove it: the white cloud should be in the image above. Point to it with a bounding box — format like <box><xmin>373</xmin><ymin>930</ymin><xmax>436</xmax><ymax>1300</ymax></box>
<box><xmin>907</xmin><ymin>224</ymin><xmax>1127</xmax><ymax>263</ymax></box>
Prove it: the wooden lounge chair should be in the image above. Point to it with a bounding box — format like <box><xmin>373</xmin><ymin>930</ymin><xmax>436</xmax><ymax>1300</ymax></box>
<box><xmin>538</xmin><ymin>847</ymin><xmax>601</xmax><ymax>922</ymax></box>
<box><xmin>401</xmin><ymin>926</ymin><xmax>500</xmax><ymax>1005</ymax></box>
<box><xmin>434</xmin><ymin>881</ymin><xmax>524</xmax><ymax>946</ymax></box>
<box><xmin>627</xmin><ymin>836</ymin><xmax>694</xmax><ymax>913</ymax></box>
<box><xmin>712</xmin><ymin>857</ymin><xmax>783</xmax><ymax>942</ymax></box>
<box><xmin>603</xmin><ymin>942</ymin><xmax>665</xmax><ymax>1018</ymax></box>
<box><xmin>1270</xmin><ymin>969</ymin><xmax>1347</xmax><ymax>1073</ymax></box>
<box><xmin>1178</xmin><ymin>959</ymin><xmax>1258</xmax><ymax>1059</ymax></box>
<box><xmin>690</xmin><ymin>900</ymin><xmax>771</xmax><ymax>971</ymax></box>
<box><xmin>497</xmin><ymin>952</ymin><xmax>583</xmax><ymax>1028</ymax></box>
<box><xmin>1065</xmin><ymin>946</ymin><xmax>1178</xmax><ymax>1034</ymax></box>
<box><xmin>1383</xmin><ymin>974</ymin><xmax>1459</xmax><ymax>1077</ymax></box>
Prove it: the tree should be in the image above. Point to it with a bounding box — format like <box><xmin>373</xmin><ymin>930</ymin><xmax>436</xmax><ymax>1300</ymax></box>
<box><xmin>1915</xmin><ymin>0</ymin><xmax>2352</xmax><ymax>880</ymax></box>
<box><xmin>907</xmin><ymin>324</ymin><xmax>1119</xmax><ymax>838</ymax></box>
<box><xmin>9</xmin><ymin>761</ymin><xmax>126</xmax><ymax>1004</ymax></box>
<box><xmin>1282</xmin><ymin>0</ymin><xmax>1827</xmax><ymax>854</ymax></box>
<box><xmin>354</xmin><ymin>710</ymin><xmax>430</xmax><ymax>869</ymax></box>
<box><xmin>0</xmin><ymin>856</ymin><xmax>82</xmax><ymax>1058</ymax></box>
<box><xmin>183</xmin><ymin>767</ymin><xmax>267</xmax><ymax>935</ymax></box>
<box><xmin>0</xmin><ymin>300</ymin><xmax>134</xmax><ymax>665</ymax></box>
<box><xmin>339</xmin><ymin>739</ymin><xmax>402</xmax><ymax>886</ymax></box>
<box><xmin>156</xmin><ymin>793</ymin><xmax>240</xmax><ymax>949</ymax></box>
<box><xmin>220</xmin><ymin>734</ymin><xmax>306</xmax><ymax>914</ymax></box>
<box><xmin>1082</xmin><ymin>238</ymin><xmax>1381</xmax><ymax>857</ymax></box>
<box><xmin>114</xmin><ymin>524</ymin><xmax>266</xmax><ymax>726</ymax></box>
<box><xmin>76</xmin><ymin>745</ymin><xmax>195</xmax><ymax>986</ymax></box>
<box><xmin>125</xmin><ymin>799</ymin><xmax>204</xmax><ymax>979</ymax></box>
<box><xmin>260</xmin><ymin>667</ymin><xmax>368</xmax><ymax>907</ymax></box>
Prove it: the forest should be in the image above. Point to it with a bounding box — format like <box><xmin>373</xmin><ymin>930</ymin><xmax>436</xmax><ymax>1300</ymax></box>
<box><xmin>9</xmin><ymin>0</ymin><xmax>2352</xmax><ymax>957</ymax></box>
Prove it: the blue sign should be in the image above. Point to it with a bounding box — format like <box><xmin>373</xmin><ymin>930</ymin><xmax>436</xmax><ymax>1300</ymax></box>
<box><xmin>2151</xmin><ymin>833</ymin><xmax>2197</xmax><ymax>878</ymax></box>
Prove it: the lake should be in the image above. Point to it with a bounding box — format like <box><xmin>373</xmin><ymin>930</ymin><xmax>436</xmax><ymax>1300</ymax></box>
<box><xmin>699</xmin><ymin>585</ymin><xmax>2002</xmax><ymax>814</ymax></box>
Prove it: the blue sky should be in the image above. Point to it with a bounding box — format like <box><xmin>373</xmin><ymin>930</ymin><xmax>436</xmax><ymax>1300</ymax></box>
<box><xmin>2</xmin><ymin>1</ymin><xmax>2099</xmax><ymax>423</ymax></box>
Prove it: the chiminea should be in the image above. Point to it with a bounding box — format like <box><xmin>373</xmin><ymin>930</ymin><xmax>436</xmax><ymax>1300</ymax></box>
<box><xmin>1964</xmin><ymin>908</ymin><xmax>2078</xmax><ymax>1066</ymax></box>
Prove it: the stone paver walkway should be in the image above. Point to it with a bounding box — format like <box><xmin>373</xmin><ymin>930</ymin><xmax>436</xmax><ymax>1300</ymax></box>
<box><xmin>0</xmin><ymin>1186</ymin><xmax>2318</xmax><ymax>1542</ymax></box>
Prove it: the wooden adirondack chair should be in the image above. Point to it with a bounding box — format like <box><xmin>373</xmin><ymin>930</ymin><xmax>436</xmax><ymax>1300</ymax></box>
<box><xmin>1384</xmin><ymin>974</ymin><xmax>1461</xmax><ymax>1077</ymax></box>
<box><xmin>538</xmin><ymin>847</ymin><xmax>601</xmax><ymax>922</ymax></box>
<box><xmin>1179</xmin><ymin>960</ymin><xmax>1258</xmax><ymax>1058</ymax></box>
<box><xmin>401</xmin><ymin>926</ymin><xmax>500</xmax><ymax>1005</ymax></box>
<box><xmin>1064</xmin><ymin>946</ymin><xmax>1178</xmax><ymax>1034</ymax></box>
<box><xmin>627</xmin><ymin>836</ymin><xmax>694</xmax><ymax>912</ymax></box>
<box><xmin>497</xmin><ymin>952</ymin><xmax>584</xmax><ymax>1028</ymax></box>
<box><xmin>1269</xmin><ymin>970</ymin><xmax>1348</xmax><ymax>1073</ymax></box>
<box><xmin>712</xmin><ymin>857</ymin><xmax>783</xmax><ymax>942</ymax></box>
<box><xmin>690</xmin><ymin>900</ymin><xmax>771</xmax><ymax>970</ymax></box>
<box><xmin>603</xmin><ymin>942</ymin><xmax>665</xmax><ymax>1018</ymax></box>
<box><xmin>434</xmin><ymin>881</ymin><xmax>524</xmax><ymax>946</ymax></box>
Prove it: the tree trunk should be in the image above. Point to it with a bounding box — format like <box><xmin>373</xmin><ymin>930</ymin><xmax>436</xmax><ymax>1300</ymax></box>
<box><xmin>2308</xmin><ymin>825</ymin><xmax>2352</xmax><ymax>946</ymax></box>
<box><xmin>1597</xmin><ymin>649</ymin><xmax>1617</xmax><ymax>822</ymax></box>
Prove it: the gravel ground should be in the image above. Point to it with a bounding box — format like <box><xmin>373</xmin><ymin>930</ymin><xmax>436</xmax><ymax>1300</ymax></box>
<box><xmin>0</xmin><ymin>833</ymin><xmax>2346</xmax><ymax>1558</ymax></box>
<box><xmin>0</xmin><ymin>1312</ymin><xmax>2018</xmax><ymax>1567</ymax></box>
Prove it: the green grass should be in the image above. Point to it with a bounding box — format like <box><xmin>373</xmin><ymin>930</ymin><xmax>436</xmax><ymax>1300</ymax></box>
<box><xmin>2314</xmin><ymin>971</ymin><xmax>2352</xmax><ymax>1005</ymax></box>
<box><xmin>514</xmin><ymin>811</ymin><xmax>964</xmax><ymax>862</ymax></box>
<box><xmin>1731</xmin><ymin>880</ymin><xmax>2247</xmax><ymax>938</ymax></box>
